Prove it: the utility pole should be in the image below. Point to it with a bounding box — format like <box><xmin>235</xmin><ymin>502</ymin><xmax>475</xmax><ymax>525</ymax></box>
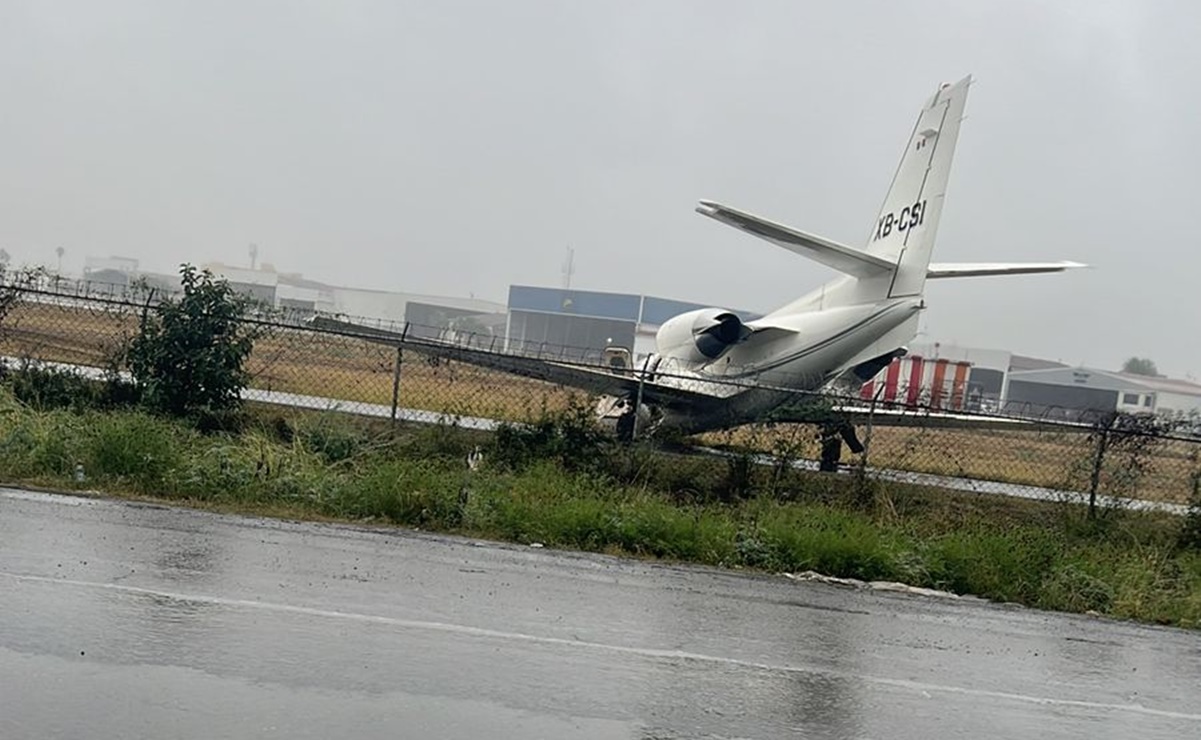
<box><xmin>561</xmin><ymin>246</ymin><xmax>575</xmax><ymax>290</ymax></box>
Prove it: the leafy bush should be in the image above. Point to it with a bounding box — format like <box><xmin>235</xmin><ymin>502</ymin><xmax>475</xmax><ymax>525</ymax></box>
<box><xmin>1179</xmin><ymin>468</ymin><xmax>1201</xmax><ymax>552</ymax></box>
<box><xmin>491</xmin><ymin>402</ymin><xmax>611</xmax><ymax>473</ymax></box>
<box><xmin>2</xmin><ymin>363</ymin><xmax>140</xmax><ymax>412</ymax></box>
<box><xmin>1038</xmin><ymin>562</ymin><xmax>1115</xmax><ymax>613</ymax></box>
<box><xmin>296</xmin><ymin>414</ymin><xmax>370</xmax><ymax>464</ymax></box>
<box><xmin>1179</xmin><ymin>502</ymin><xmax>1201</xmax><ymax>552</ymax></box>
<box><xmin>0</xmin><ymin>265</ymin><xmax>46</xmax><ymax>329</ymax></box>
<box><xmin>126</xmin><ymin>264</ymin><xmax>255</xmax><ymax>419</ymax></box>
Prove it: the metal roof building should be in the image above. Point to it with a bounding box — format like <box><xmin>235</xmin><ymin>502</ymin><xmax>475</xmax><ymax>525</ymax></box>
<box><xmin>505</xmin><ymin>285</ymin><xmax>759</xmax><ymax>361</ymax></box>
<box><xmin>1004</xmin><ymin>366</ymin><xmax>1201</xmax><ymax>421</ymax></box>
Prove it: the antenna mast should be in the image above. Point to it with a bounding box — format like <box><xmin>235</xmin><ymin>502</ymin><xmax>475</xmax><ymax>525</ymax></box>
<box><xmin>561</xmin><ymin>246</ymin><xmax>575</xmax><ymax>290</ymax></box>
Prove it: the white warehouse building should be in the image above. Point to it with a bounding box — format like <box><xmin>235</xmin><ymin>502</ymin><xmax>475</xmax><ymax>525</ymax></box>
<box><xmin>1004</xmin><ymin>367</ymin><xmax>1201</xmax><ymax>422</ymax></box>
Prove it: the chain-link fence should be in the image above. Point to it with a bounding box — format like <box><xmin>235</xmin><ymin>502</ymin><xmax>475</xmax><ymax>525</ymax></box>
<box><xmin>2</xmin><ymin>277</ymin><xmax>1199</xmax><ymax>512</ymax></box>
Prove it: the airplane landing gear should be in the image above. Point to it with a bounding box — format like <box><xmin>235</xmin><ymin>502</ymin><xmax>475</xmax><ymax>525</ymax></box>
<box><xmin>818</xmin><ymin>420</ymin><xmax>865</xmax><ymax>472</ymax></box>
<box><xmin>615</xmin><ymin>401</ymin><xmax>637</xmax><ymax>442</ymax></box>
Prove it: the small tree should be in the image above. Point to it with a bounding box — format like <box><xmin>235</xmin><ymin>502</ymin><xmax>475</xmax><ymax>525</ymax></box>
<box><xmin>127</xmin><ymin>264</ymin><xmax>255</xmax><ymax>418</ymax></box>
<box><xmin>0</xmin><ymin>264</ymin><xmax>45</xmax><ymax>332</ymax></box>
<box><xmin>1122</xmin><ymin>357</ymin><xmax>1158</xmax><ymax>377</ymax></box>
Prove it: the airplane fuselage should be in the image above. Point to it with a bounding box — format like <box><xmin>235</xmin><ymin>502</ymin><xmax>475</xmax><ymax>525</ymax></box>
<box><xmin>642</xmin><ymin>295</ymin><xmax>924</xmax><ymax>433</ymax></box>
<box><xmin>422</xmin><ymin>76</ymin><xmax>1080</xmax><ymax>439</ymax></box>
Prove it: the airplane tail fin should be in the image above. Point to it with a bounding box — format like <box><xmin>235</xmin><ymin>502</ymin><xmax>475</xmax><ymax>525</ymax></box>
<box><xmin>867</xmin><ymin>75</ymin><xmax>971</xmax><ymax>299</ymax></box>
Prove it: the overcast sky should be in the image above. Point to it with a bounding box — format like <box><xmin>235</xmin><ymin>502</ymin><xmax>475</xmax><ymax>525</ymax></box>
<box><xmin>2</xmin><ymin>1</ymin><xmax>1197</xmax><ymax>376</ymax></box>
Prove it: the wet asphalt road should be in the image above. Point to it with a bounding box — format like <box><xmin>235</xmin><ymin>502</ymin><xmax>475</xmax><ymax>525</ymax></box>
<box><xmin>2</xmin><ymin>488</ymin><xmax>1199</xmax><ymax>739</ymax></box>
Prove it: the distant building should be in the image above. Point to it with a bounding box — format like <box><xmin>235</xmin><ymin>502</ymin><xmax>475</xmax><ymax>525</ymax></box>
<box><xmin>275</xmin><ymin>273</ymin><xmax>334</xmax><ymax>316</ymax></box>
<box><xmin>138</xmin><ymin>271</ymin><xmax>183</xmax><ymax>295</ymax></box>
<box><xmin>851</xmin><ymin>342</ymin><xmax>1201</xmax><ymax>423</ymax></box>
<box><xmin>504</xmin><ymin>285</ymin><xmax>758</xmax><ymax>361</ymax></box>
<box><xmin>206</xmin><ymin>265</ymin><xmax>278</xmax><ymax>307</ymax></box>
<box><xmin>83</xmin><ymin>256</ymin><xmax>139</xmax><ymax>287</ymax></box>
<box><xmin>325</xmin><ymin>286</ymin><xmax>504</xmax><ymax>336</ymax></box>
<box><xmin>198</xmin><ymin>263</ymin><xmax>506</xmax><ymax>333</ymax></box>
<box><xmin>1009</xmin><ymin>354</ymin><xmax>1069</xmax><ymax>373</ymax></box>
<box><xmin>1005</xmin><ymin>367</ymin><xmax>1201</xmax><ymax>422</ymax></box>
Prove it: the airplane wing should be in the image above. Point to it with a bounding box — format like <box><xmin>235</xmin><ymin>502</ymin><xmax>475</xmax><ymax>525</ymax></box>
<box><xmin>768</xmin><ymin>399</ymin><xmax>1090</xmax><ymax>433</ymax></box>
<box><xmin>306</xmin><ymin>317</ymin><xmax>1089</xmax><ymax>434</ymax></box>
<box><xmin>696</xmin><ymin>200</ymin><xmax>897</xmax><ymax>279</ymax></box>
<box><xmin>926</xmin><ymin>261</ymin><xmax>1086</xmax><ymax>278</ymax></box>
<box><xmin>834</xmin><ymin>405</ymin><xmax>1079</xmax><ymax>432</ymax></box>
<box><xmin>305</xmin><ymin>316</ymin><xmax>718</xmax><ymax>411</ymax></box>
<box><xmin>414</xmin><ymin>343</ymin><xmax>723</xmax><ymax>411</ymax></box>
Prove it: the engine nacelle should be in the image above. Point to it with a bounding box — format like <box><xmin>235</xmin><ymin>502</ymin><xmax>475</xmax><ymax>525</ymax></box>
<box><xmin>654</xmin><ymin>308</ymin><xmax>751</xmax><ymax>365</ymax></box>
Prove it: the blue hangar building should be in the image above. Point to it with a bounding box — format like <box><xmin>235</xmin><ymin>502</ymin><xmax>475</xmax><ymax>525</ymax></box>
<box><xmin>504</xmin><ymin>284</ymin><xmax>759</xmax><ymax>361</ymax></box>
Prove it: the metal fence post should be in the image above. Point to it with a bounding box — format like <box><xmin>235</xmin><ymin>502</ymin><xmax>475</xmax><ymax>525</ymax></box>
<box><xmin>629</xmin><ymin>354</ymin><xmax>651</xmax><ymax>441</ymax></box>
<box><xmin>390</xmin><ymin>346</ymin><xmax>402</xmax><ymax>424</ymax></box>
<box><xmin>1087</xmin><ymin>420</ymin><xmax>1111</xmax><ymax>520</ymax></box>
<box><xmin>861</xmin><ymin>391</ymin><xmax>879</xmax><ymax>470</ymax></box>
<box><xmin>389</xmin><ymin>323</ymin><xmax>409</xmax><ymax>425</ymax></box>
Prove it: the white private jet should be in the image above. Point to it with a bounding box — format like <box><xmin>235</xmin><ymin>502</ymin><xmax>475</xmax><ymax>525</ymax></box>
<box><xmin>313</xmin><ymin>75</ymin><xmax>1083</xmax><ymax>437</ymax></box>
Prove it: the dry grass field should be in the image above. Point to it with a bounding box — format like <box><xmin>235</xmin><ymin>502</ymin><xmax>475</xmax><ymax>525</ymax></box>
<box><xmin>4</xmin><ymin>297</ymin><xmax>1199</xmax><ymax>504</ymax></box>
<box><xmin>0</xmin><ymin>299</ymin><xmax>136</xmax><ymax>367</ymax></box>
<box><xmin>246</xmin><ymin>326</ymin><xmax>583</xmax><ymax>420</ymax></box>
<box><xmin>0</xmin><ymin>300</ymin><xmax>581</xmax><ymax>422</ymax></box>
<box><xmin>686</xmin><ymin>409</ymin><xmax>1197</xmax><ymax>505</ymax></box>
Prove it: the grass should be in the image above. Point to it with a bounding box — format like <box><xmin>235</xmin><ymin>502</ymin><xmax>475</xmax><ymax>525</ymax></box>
<box><xmin>1</xmin><ymin>383</ymin><xmax>1199</xmax><ymax>630</ymax></box>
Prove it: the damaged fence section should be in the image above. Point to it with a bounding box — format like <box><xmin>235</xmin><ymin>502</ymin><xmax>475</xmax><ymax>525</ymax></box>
<box><xmin>1</xmin><ymin>277</ymin><xmax>1200</xmax><ymax>514</ymax></box>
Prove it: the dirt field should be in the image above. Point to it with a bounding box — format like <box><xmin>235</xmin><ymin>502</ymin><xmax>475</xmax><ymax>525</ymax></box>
<box><xmin>0</xmin><ymin>299</ymin><xmax>580</xmax><ymax>422</ymax></box>
<box><xmin>693</xmin><ymin>412</ymin><xmax>1198</xmax><ymax>505</ymax></box>
<box><xmin>3</xmin><ymin>298</ymin><xmax>1198</xmax><ymax>504</ymax></box>
<box><xmin>246</xmin><ymin>325</ymin><xmax>581</xmax><ymax>420</ymax></box>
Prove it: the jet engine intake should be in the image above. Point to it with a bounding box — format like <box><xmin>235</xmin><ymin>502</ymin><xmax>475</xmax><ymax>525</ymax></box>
<box><xmin>654</xmin><ymin>308</ymin><xmax>751</xmax><ymax>365</ymax></box>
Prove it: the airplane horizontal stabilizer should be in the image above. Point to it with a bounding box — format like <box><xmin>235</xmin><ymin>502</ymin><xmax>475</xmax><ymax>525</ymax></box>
<box><xmin>696</xmin><ymin>200</ymin><xmax>897</xmax><ymax>279</ymax></box>
<box><xmin>926</xmin><ymin>261</ymin><xmax>1086</xmax><ymax>278</ymax></box>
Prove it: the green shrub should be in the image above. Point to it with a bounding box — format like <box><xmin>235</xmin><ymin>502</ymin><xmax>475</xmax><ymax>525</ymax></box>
<box><xmin>924</xmin><ymin>528</ymin><xmax>1060</xmax><ymax>603</ymax></box>
<box><xmin>296</xmin><ymin>414</ymin><xmax>369</xmax><ymax>464</ymax></box>
<box><xmin>1179</xmin><ymin>473</ymin><xmax>1201</xmax><ymax>551</ymax></box>
<box><xmin>491</xmin><ymin>402</ymin><xmax>611</xmax><ymax>473</ymax></box>
<box><xmin>1038</xmin><ymin>562</ymin><xmax>1116</xmax><ymax>613</ymax></box>
<box><xmin>334</xmin><ymin>458</ymin><xmax>460</xmax><ymax>526</ymax></box>
<box><xmin>126</xmin><ymin>264</ymin><xmax>256</xmax><ymax>419</ymax></box>
<box><xmin>755</xmin><ymin>505</ymin><xmax>897</xmax><ymax>580</ymax></box>
<box><xmin>2</xmin><ymin>364</ymin><xmax>140</xmax><ymax>412</ymax></box>
<box><xmin>85</xmin><ymin>413</ymin><xmax>182</xmax><ymax>489</ymax></box>
<box><xmin>0</xmin><ymin>407</ymin><xmax>92</xmax><ymax>479</ymax></box>
<box><xmin>399</xmin><ymin>419</ymin><xmax>482</xmax><ymax>462</ymax></box>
